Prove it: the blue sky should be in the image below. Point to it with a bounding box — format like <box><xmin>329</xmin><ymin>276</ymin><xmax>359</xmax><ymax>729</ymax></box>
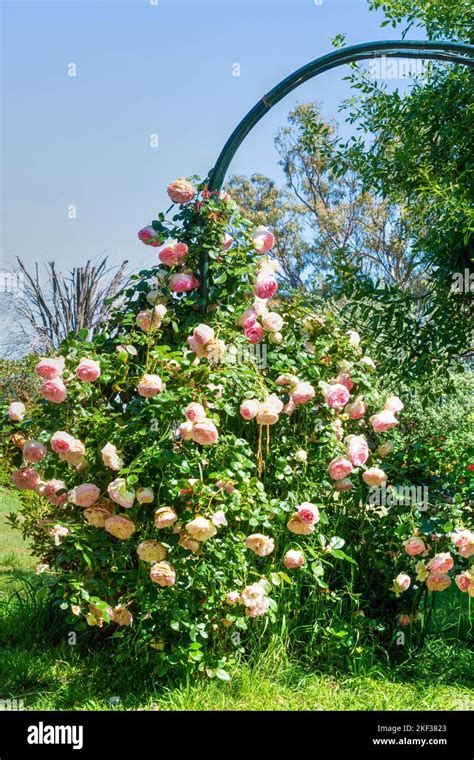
<box><xmin>1</xmin><ymin>0</ymin><xmax>421</xmax><ymax>273</ymax></box>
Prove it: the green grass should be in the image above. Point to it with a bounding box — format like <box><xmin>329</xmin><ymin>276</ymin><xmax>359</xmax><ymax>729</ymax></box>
<box><xmin>1</xmin><ymin>488</ymin><xmax>473</xmax><ymax>711</ymax></box>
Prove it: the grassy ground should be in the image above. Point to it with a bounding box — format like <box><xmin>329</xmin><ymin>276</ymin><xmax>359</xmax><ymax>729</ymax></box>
<box><xmin>1</xmin><ymin>488</ymin><xmax>473</xmax><ymax>711</ymax></box>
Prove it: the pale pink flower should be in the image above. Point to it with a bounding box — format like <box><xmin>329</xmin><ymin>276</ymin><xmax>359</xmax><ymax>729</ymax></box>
<box><xmin>23</xmin><ymin>440</ymin><xmax>47</xmax><ymax>463</ymax></box>
<box><xmin>427</xmin><ymin>552</ymin><xmax>454</xmax><ymax>575</ymax></box>
<box><xmin>240</xmin><ymin>399</ymin><xmax>260</xmax><ymax>420</ymax></box>
<box><xmin>50</xmin><ymin>431</ymin><xmax>76</xmax><ymax>454</ymax></box>
<box><xmin>178</xmin><ymin>420</ymin><xmax>194</xmax><ymax>440</ymax></box>
<box><xmin>226</xmin><ymin>591</ymin><xmax>241</xmax><ymax>605</ymax></box>
<box><xmin>335</xmin><ymin>373</ymin><xmax>354</xmax><ymax>391</ymax></box>
<box><xmin>104</xmin><ymin>515</ymin><xmax>135</xmax><ymax>540</ymax></box>
<box><xmin>451</xmin><ymin>529</ymin><xmax>474</xmax><ymax>559</ymax></box>
<box><xmin>113</xmin><ymin>606</ymin><xmax>133</xmax><ymax>626</ymax></box>
<box><xmin>294</xmin><ymin>449</ymin><xmax>307</xmax><ymax>463</ymax></box>
<box><xmin>150</xmin><ymin>560</ymin><xmax>176</xmax><ymax>586</ymax></box>
<box><xmin>244</xmin><ymin>322</ymin><xmax>265</xmax><ymax>344</ymax></box>
<box><xmin>404</xmin><ymin>537</ymin><xmax>426</xmax><ymax>556</ymax></box>
<box><xmin>455</xmin><ymin>571</ymin><xmax>473</xmax><ymax>593</ymax></box>
<box><xmin>345</xmin><ymin>434</ymin><xmax>369</xmax><ymax>467</ymax></box>
<box><xmin>392</xmin><ymin>573</ymin><xmax>411</xmax><ymax>595</ymax></box>
<box><xmin>296</xmin><ymin>502</ymin><xmax>320</xmax><ymax>525</ymax></box>
<box><xmin>347</xmin><ymin>398</ymin><xmax>366</xmax><ymax>420</ymax></box>
<box><xmin>191</xmin><ymin>419</ymin><xmax>219</xmax><ymax>445</ymax></box>
<box><xmin>138</xmin><ymin>225</ymin><xmax>160</xmax><ymax>245</ymax></box>
<box><xmin>101</xmin><ymin>442</ymin><xmax>124</xmax><ymax>471</ymax></box>
<box><xmin>287</xmin><ymin>514</ymin><xmax>314</xmax><ymax>535</ymax></box>
<box><xmin>333</xmin><ymin>418</ymin><xmax>344</xmax><ymax>441</ymax></box>
<box><xmin>47</xmin><ymin>524</ymin><xmax>69</xmax><ymax>546</ymax></box>
<box><xmin>347</xmin><ymin>330</ymin><xmax>361</xmax><ymax>348</ymax></box>
<box><xmin>76</xmin><ymin>358</ymin><xmax>101</xmax><ymax>383</ymax></box>
<box><xmin>252</xmin><ymin>226</ymin><xmax>275</xmax><ymax>253</ymax></box>
<box><xmin>245</xmin><ymin>533</ymin><xmax>275</xmax><ymax>557</ymax></box>
<box><xmin>238</xmin><ymin>309</ymin><xmax>258</xmax><ymax>329</ymax></box>
<box><xmin>41</xmin><ymin>377</ymin><xmax>67</xmax><ymax>404</ymax></box>
<box><xmin>135</xmin><ymin>310</ymin><xmax>154</xmax><ymax>332</ymax></box>
<box><xmin>211</xmin><ymin>510</ymin><xmax>228</xmax><ymax>527</ymax></box>
<box><xmin>256</xmin><ymin>395</ymin><xmax>282</xmax><ymax>425</ymax></box>
<box><xmin>35</xmin><ymin>356</ymin><xmax>65</xmax><ymax>379</ymax></box>
<box><xmin>369</xmin><ymin>409</ymin><xmax>399</xmax><ymax>433</ymax></box>
<box><xmin>154</xmin><ymin>507</ymin><xmax>178</xmax><ymax>529</ymax></box>
<box><xmin>178</xmin><ymin>532</ymin><xmax>200</xmax><ymax>552</ymax></box>
<box><xmin>384</xmin><ymin>396</ymin><xmax>404</xmax><ymax>414</ymax></box>
<box><xmin>324</xmin><ymin>383</ymin><xmax>350</xmax><ymax>410</ymax></box>
<box><xmin>186</xmin><ymin>516</ymin><xmax>217</xmax><ymax>542</ymax></box>
<box><xmin>11</xmin><ymin>468</ymin><xmax>40</xmax><ymax>490</ymax></box>
<box><xmin>426</xmin><ymin>574</ymin><xmax>451</xmax><ymax>592</ymax></box>
<box><xmin>241</xmin><ymin>582</ymin><xmax>267</xmax><ymax>613</ymax></box>
<box><xmin>184</xmin><ymin>402</ymin><xmax>206</xmax><ymax>423</ymax></box>
<box><xmin>107</xmin><ymin>478</ymin><xmax>135</xmax><ymax>508</ymax></box>
<box><xmin>253</xmin><ymin>273</ymin><xmax>278</xmax><ymax>299</ymax></box>
<box><xmin>137</xmin><ymin>374</ymin><xmax>162</xmax><ymax>398</ymax></box>
<box><xmin>158</xmin><ymin>241</ymin><xmax>188</xmax><ymax>267</ymax></box>
<box><xmin>334</xmin><ymin>478</ymin><xmax>354</xmax><ymax>492</ymax></box>
<box><xmin>268</xmin><ymin>331</ymin><xmax>283</xmax><ymax>345</ymax></box>
<box><xmin>168</xmin><ymin>272</ymin><xmax>199</xmax><ymax>293</ymax></box>
<box><xmin>136</xmin><ymin>487</ymin><xmax>154</xmax><ymax>504</ymax></box>
<box><xmin>223</xmin><ymin>233</ymin><xmax>234</xmax><ymax>251</ymax></box>
<box><xmin>262</xmin><ymin>312</ymin><xmax>283</xmax><ymax>333</ymax></box>
<box><xmin>39</xmin><ymin>479</ymin><xmax>68</xmax><ymax>506</ymax></box>
<box><xmin>167</xmin><ymin>177</ymin><xmax>195</xmax><ymax>204</ymax></box>
<box><xmin>70</xmin><ymin>483</ymin><xmax>100</xmax><ymax>508</ymax></box>
<box><xmin>187</xmin><ymin>335</ymin><xmax>206</xmax><ymax>358</ymax></box>
<box><xmin>137</xmin><ymin>540</ymin><xmax>167</xmax><ymax>563</ymax></box>
<box><xmin>362</xmin><ymin>467</ymin><xmax>387</xmax><ymax>487</ymax></box>
<box><xmin>361</xmin><ymin>356</ymin><xmax>376</xmax><ymax>370</ymax></box>
<box><xmin>291</xmin><ymin>382</ymin><xmax>315</xmax><ymax>406</ymax></box>
<box><xmin>246</xmin><ymin>596</ymin><xmax>269</xmax><ymax>618</ymax></box>
<box><xmin>252</xmin><ymin>298</ymin><xmax>269</xmax><ymax>317</ymax></box>
<box><xmin>8</xmin><ymin>402</ymin><xmax>26</xmax><ymax>421</ymax></box>
<box><xmin>328</xmin><ymin>457</ymin><xmax>353</xmax><ymax>481</ymax></box>
<box><xmin>193</xmin><ymin>323</ymin><xmax>214</xmax><ymax>346</ymax></box>
<box><xmin>283</xmin><ymin>550</ymin><xmax>305</xmax><ymax>569</ymax></box>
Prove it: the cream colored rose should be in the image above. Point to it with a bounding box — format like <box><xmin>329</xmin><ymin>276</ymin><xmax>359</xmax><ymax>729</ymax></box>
<box><xmin>154</xmin><ymin>507</ymin><xmax>178</xmax><ymax>529</ymax></box>
<box><xmin>186</xmin><ymin>516</ymin><xmax>217</xmax><ymax>542</ymax></box>
<box><xmin>137</xmin><ymin>540</ymin><xmax>167</xmax><ymax>563</ymax></box>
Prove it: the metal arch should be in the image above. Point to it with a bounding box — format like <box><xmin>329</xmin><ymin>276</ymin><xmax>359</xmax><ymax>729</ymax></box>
<box><xmin>199</xmin><ymin>39</ymin><xmax>474</xmax><ymax>308</ymax></box>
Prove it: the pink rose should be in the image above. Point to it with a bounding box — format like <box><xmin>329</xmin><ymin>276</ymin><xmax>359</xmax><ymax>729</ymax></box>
<box><xmin>451</xmin><ymin>529</ymin><xmax>474</xmax><ymax>559</ymax></box>
<box><xmin>23</xmin><ymin>440</ymin><xmax>47</xmax><ymax>463</ymax></box>
<box><xmin>333</xmin><ymin>418</ymin><xmax>344</xmax><ymax>441</ymax></box>
<box><xmin>324</xmin><ymin>383</ymin><xmax>350</xmax><ymax>410</ymax></box>
<box><xmin>297</xmin><ymin>502</ymin><xmax>319</xmax><ymax>525</ymax></box>
<box><xmin>455</xmin><ymin>571</ymin><xmax>473</xmax><ymax>593</ymax></box>
<box><xmin>193</xmin><ymin>324</ymin><xmax>214</xmax><ymax>346</ymax></box>
<box><xmin>191</xmin><ymin>419</ymin><xmax>219</xmax><ymax>445</ymax></box>
<box><xmin>41</xmin><ymin>377</ymin><xmax>67</xmax><ymax>404</ymax></box>
<box><xmin>76</xmin><ymin>358</ymin><xmax>101</xmax><ymax>383</ymax></box>
<box><xmin>238</xmin><ymin>309</ymin><xmax>258</xmax><ymax>329</ymax></box>
<box><xmin>101</xmin><ymin>442</ymin><xmax>124</xmax><ymax>471</ymax></box>
<box><xmin>178</xmin><ymin>421</ymin><xmax>194</xmax><ymax>440</ymax></box>
<box><xmin>427</xmin><ymin>552</ymin><xmax>453</xmax><ymax>575</ymax></box>
<box><xmin>334</xmin><ymin>478</ymin><xmax>354</xmax><ymax>492</ymax></box>
<box><xmin>253</xmin><ymin>274</ymin><xmax>278</xmax><ymax>300</ymax></box>
<box><xmin>426</xmin><ymin>574</ymin><xmax>451</xmax><ymax>592</ymax></box>
<box><xmin>256</xmin><ymin>399</ymin><xmax>280</xmax><ymax>426</ymax></box>
<box><xmin>138</xmin><ymin>225</ymin><xmax>160</xmax><ymax>246</ymax></box>
<box><xmin>345</xmin><ymin>434</ymin><xmax>369</xmax><ymax>467</ymax></box>
<box><xmin>70</xmin><ymin>483</ymin><xmax>100</xmax><ymax>508</ymax></box>
<box><xmin>240</xmin><ymin>399</ymin><xmax>260</xmax><ymax>420</ymax></box>
<box><xmin>11</xmin><ymin>468</ymin><xmax>40</xmax><ymax>490</ymax></box>
<box><xmin>35</xmin><ymin>356</ymin><xmax>65</xmax><ymax>379</ymax></box>
<box><xmin>186</xmin><ymin>516</ymin><xmax>217</xmax><ymax>542</ymax></box>
<box><xmin>150</xmin><ymin>560</ymin><xmax>176</xmax><ymax>586</ymax></box>
<box><xmin>243</xmin><ymin>322</ymin><xmax>265</xmax><ymax>344</ymax></box>
<box><xmin>167</xmin><ymin>177</ymin><xmax>195</xmax><ymax>204</ymax></box>
<box><xmin>362</xmin><ymin>467</ymin><xmax>387</xmax><ymax>487</ymax></box>
<box><xmin>328</xmin><ymin>457</ymin><xmax>353</xmax><ymax>481</ymax></box>
<box><xmin>226</xmin><ymin>591</ymin><xmax>241</xmax><ymax>605</ymax></box>
<box><xmin>335</xmin><ymin>373</ymin><xmax>354</xmax><ymax>391</ymax></box>
<box><xmin>107</xmin><ymin>478</ymin><xmax>135</xmax><ymax>508</ymax></box>
<box><xmin>104</xmin><ymin>515</ymin><xmax>136</xmax><ymax>540</ymax></box>
<box><xmin>8</xmin><ymin>402</ymin><xmax>26</xmax><ymax>421</ymax></box>
<box><xmin>158</xmin><ymin>241</ymin><xmax>189</xmax><ymax>267</ymax></box>
<box><xmin>283</xmin><ymin>549</ymin><xmax>305</xmax><ymax>569</ymax></box>
<box><xmin>369</xmin><ymin>409</ymin><xmax>398</xmax><ymax>433</ymax></box>
<box><xmin>137</xmin><ymin>374</ymin><xmax>162</xmax><ymax>398</ymax></box>
<box><xmin>252</xmin><ymin>226</ymin><xmax>275</xmax><ymax>253</ymax></box>
<box><xmin>135</xmin><ymin>310</ymin><xmax>155</xmax><ymax>332</ymax></box>
<box><xmin>384</xmin><ymin>396</ymin><xmax>404</xmax><ymax>413</ymax></box>
<box><xmin>39</xmin><ymin>479</ymin><xmax>68</xmax><ymax>505</ymax></box>
<box><xmin>136</xmin><ymin>487</ymin><xmax>154</xmax><ymax>504</ymax></box>
<box><xmin>393</xmin><ymin>573</ymin><xmax>411</xmax><ymax>595</ymax></box>
<box><xmin>50</xmin><ymin>431</ymin><xmax>76</xmax><ymax>454</ymax></box>
<box><xmin>184</xmin><ymin>402</ymin><xmax>206</xmax><ymax>423</ymax></box>
<box><xmin>154</xmin><ymin>507</ymin><xmax>178</xmax><ymax>529</ymax></box>
<box><xmin>168</xmin><ymin>272</ymin><xmax>199</xmax><ymax>293</ymax></box>
<box><xmin>291</xmin><ymin>382</ymin><xmax>315</xmax><ymax>406</ymax></box>
<box><xmin>347</xmin><ymin>330</ymin><xmax>361</xmax><ymax>348</ymax></box>
<box><xmin>404</xmin><ymin>537</ymin><xmax>426</xmax><ymax>556</ymax></box>
<box><xmin>245</xmin><ymin>533</ymin><xmax>275</xmax><ymax>557</ymax></box>
<box><xmin>262</xmin><ymin>312</ymin><xmax>283</xmax><ymax>333</ymax></box>
<box><xmin>347</xmin><ymin>398</ymin><xmax>366</xmax><ymax>420</ymax></box>
<box><xmin>137</xmin><ymin>540</ymin><xmax>167</xmax><ymax>563</ymax></box>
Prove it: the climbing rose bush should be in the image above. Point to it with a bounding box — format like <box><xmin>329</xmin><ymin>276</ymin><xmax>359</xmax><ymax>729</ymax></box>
<box><xmin>4</xmin><ymin>177</ymin><xmax>472</xmax><ymax>676</ymax></box>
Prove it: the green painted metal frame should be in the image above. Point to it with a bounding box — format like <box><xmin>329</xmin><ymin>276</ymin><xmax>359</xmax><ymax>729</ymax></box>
<box><xmin>199</xmin><ymin>39</ymin><xmax>474</xmax><ymax>309</ymax></box>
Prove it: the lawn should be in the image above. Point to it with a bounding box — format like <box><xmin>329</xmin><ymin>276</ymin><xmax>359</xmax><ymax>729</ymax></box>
<box><xmin>0</xmin><ymin>488</ymin><xmax>473</xmax><ymax>712</ymax></box>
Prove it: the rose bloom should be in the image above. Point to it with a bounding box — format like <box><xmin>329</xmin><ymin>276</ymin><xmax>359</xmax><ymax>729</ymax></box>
<box><xmin>191</xmin><ymin>419</ymin><xmax>219</xmax><ymax>445</ymax></box>
<box><xmin>178</xmin><ymin>420</ymin><xmax>194</xmax><ymax>440</ymax></box>
<box><xmin>186</xmin><ymin>516</ymin><xmax>217</xmax><ymax>542</ymax></box>
<box><xmin>47</xmin><ymin>524</ymin><xmax>69</xmax><ymax>546</ymax></box>
<box><xmin>256</xmin><ymin>401</ymin><xmax>280</xmax><ymax>426</ymax></box>
<box><xmin>369</xmin><ymin>409</ymin><xmax>398</xmax><ymax>433</ymax></box>
<box><xmin>8</xmin><ymin>401</ymin><xmax>26</xmax><ymax>421</ymax></box>
<box><xmin>154</xmin><ymin>506</ymin><xmax>178</xmax><ymax>529</ymax></box>
<box><xmin>291</xmin><ymin>382</ymin><xmax>315</xmax><ymax>406</ymax></box>
<box><xmin>167</xmin><ymin>177</ymin><xmax>195</xmax><ymax>204</ymax></box>
<box><xmin>137</xmin><ymin>374</ymin><xmax>163</xmax><ymax>398</ymax></box>
<box><xmin>138</xmin><ymin>225</ymin><xmax>160</xmax><ymax>245</ymax></box>
<box><xmin>362</xmin><ymin>467</ymin><xmax>387</xmax><ymax>487</ymax></box>
<box><xmin>76</xmin><ymin>358</ymin><xmax>101</xmax><ymax>382</ymax></box>
<box><xmin>226</xmin><ymin>591</ymin><xmax>241</xmax><ymax>605</ymax></box>
<box><xmin>324</xmin><ymin>383</ymin><xmax>350</xmax><ymax>410</ymax></box>
<box><xmin>393</xmin><ymin>573</ymin><xmax>411</xmax><ymax>595</ymax></box>
<box><xmin>136</xmin><ymin>487</ymin><xmax>154</xmax><ymax>504</ymax></box>
<box><xmin>253</xmin><ymin>273</ymin><xmax>278</xmax><ymax>300</ymax></box>
<box><xmin>287</xmin><ymin>514</ymin><xmax>314</xmax><ymax>535</ymax></box>
<box><xmin>333</xmin><ymin>418</ymin><xmax>344</xmax><ymax>442</ymax></box>
<box><xmin>135</xmin><ymin>310</ymin><xmax>154</xmax><ymax>332</ymax></box>
<box><xmin>345</xmin><ymin>434</ymin><xmax>369</xmax><ymax>467</ymax></box>
<box><xmin>211</xmin><ymin>510</ymin><xmax>227</xmax><ymax>527</ymax></box>
<box><xmin>455</xmin><ymin>571</ymin><xmax>474</xmax><ymax>593</ymax></box>
<box><xmin>377</xmin><ymin>441</ymin><xmax>394</xmax><ymax>457</ymax></box>
<box><xmin>328</xmin><ymin>457</ymin><xmax>353</xmax><ymax>481</ymax></box>
<box><xmin>294</xmin><ymin>449</ymin><xmax>307</xmax><ymax>463</ymax></box>
<box><xmin>262</xmin><ymin>312</ymin><xmax>283</xmax><ymax>333</ymax></box>
<box><xmin>23</xmin><ymin>440</ymin><xmax>47</xmax><ymax>463</ymax></box>
<box><xmin>335</xmin><ymin>373</ymin><xmax>354</xmax><ymax>391</ymax></box>
<box><xmin>427</xmin><ymin>552</ymin><xmax>454</xmax><ymax>575</ymax></box>
<box><xmin>184</xmin><ymin>402</ymin><xmax>207</xmax><ymax>423</ymax></box>
<box><xmin>244</xmin><ymin>322</ymin><xmax>265</xmax><ymax>344</ymax></box>
<box><xmin>241</xmin><ymin>582</ymin><xmax>267</xmax><ymax>609</ymax></box>
<box><xmin>35</xmin><ymin>356</ymin><xmax>65</xmax><ymax>379</ymax></box>
<box><xmin>11</xmin><ymin>468</ymin><xmax>41</xmax><ymax>490</ymax></box>
<box><xmin>268</xmin><ymin>331</ymin><xmax>282</xmax><ymax>345</ymax></box>
<box><xmin>83</xmin><ymin>501</ymin><xmax>115</xmax><ymax>527</ymax></box>
<box><xmin>347</xmin><ymin>398</ymin><xmax>366</xmax><ymax>420</ymax></box>
<box><xmin>245</xmin><ymin>533</ymin><xmax>275</xmax><ymax>557</ymax></box>
<box><xmin>150</xmin><ymin>561</ymin><xmax>176</xmax><ymax>587</ymax></box>
<box><xmin>426</xmin><ymin>574</ymin><xmax>451</xmax><ymax>592</ymax></box>
<box><xmin>283</xmin><ymin>549</ymin><xmax>305</xmax><ymax>569</ymax></box>
<box><xmin>451</xmin><ymin>529</ymin><xmax>474</xmax><ymax>559</ymax></box>
<box><xmin>39</xmin><ymin>479</ymin><xmax>68</xmax><ymax>506</ymax></box>
<box><xmin>347</xmin><ymin>330</ymin><xmax>361</xmax><ymax>348</ymax></box>
<box><xmin>101</xmin><ymin>442</ymin><xmax>124</xmax><ymax>471</ymax></box>
<box><xmin>137</xmin><ymin>540</ymin><xmax>167</xmax><ymax>563</ymax></box>
<box><xmin>334</xmin><ymin>478</ymin><xmax>354</xmax><ymax>492</ymax></box>
<box><xmin>399</xmin><ymin>615</ymin><xmax>411</xmax><ymax>627</ymax></box>
<box><xmin>238</xmin><ymin>309</ymin><xmax>258</xmax><ymax>329</ymax></box>
<box><xmin>107</xmin><ymin>478</ymin><xmax>135</xmax><ymax>508</ymax></box>
<box><xmin>158</xmin><ymin>241</ymin><xmax>188</xmax><ymax>267</ymax></box>
<box><xmin>50</xmin><ymin>431</ymin><xmax>77</xmax><ymax>454</ymax></box>
<box><xmin>70</xmin><ymin>483</ymin><xmax>100</xmax><ymax>508</ymax></box>
<box><xmin>168</xmin><ymin>271</ymin><xmax>200</xmax><ymax>293</ymax></box>
<box><xmin>104</xmin><ymin>515</ymin><xmax>136</xmax><ymax>540</ymax></box>
<box><xmin>113</xmin><ymin>605</ymin><xmax>133</xmax><ymax>626</ymax></box>
<box><xmin>178</xmin><ymin>532</ymin><xmax>200</xmax><ymax>553</ymax></box>
<box><xmin>192</xmin><ymin>323</ymin><xmax>214</xmax><ymax>346</ymax></box>
<box><xmin>296</xmin><ymin>502</ymin><xmax>320</xmax><ymax>525</ymax></box>
<box><xmin>41</xmin><ymin>377</ymin><xmax>67</xmax><ymax>404</ymax></box>
<box><xmin>252</xmin><ymin>225</ymin><xmax>275</xmax><ymax>253</ymax></box>
<box><xmin>404</xmin><ymin>536</ymin><xmax>426</xmax><ymax>556</ymax></box>
<box><xmin>240</xmin><ymin>399</ymin><xmax>260</xmax><ymax>420</ymax></box>
<box><xmin>384</xmin><ymin>395</ymin><xmax>404</xmax><ymax>414</ymax></box>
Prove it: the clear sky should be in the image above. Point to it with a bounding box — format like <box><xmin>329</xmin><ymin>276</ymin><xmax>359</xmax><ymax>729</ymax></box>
<box><xmin>1</xmin><ymin>0</ymin><xmax>422</xmax><ymax>274</ymax></box>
